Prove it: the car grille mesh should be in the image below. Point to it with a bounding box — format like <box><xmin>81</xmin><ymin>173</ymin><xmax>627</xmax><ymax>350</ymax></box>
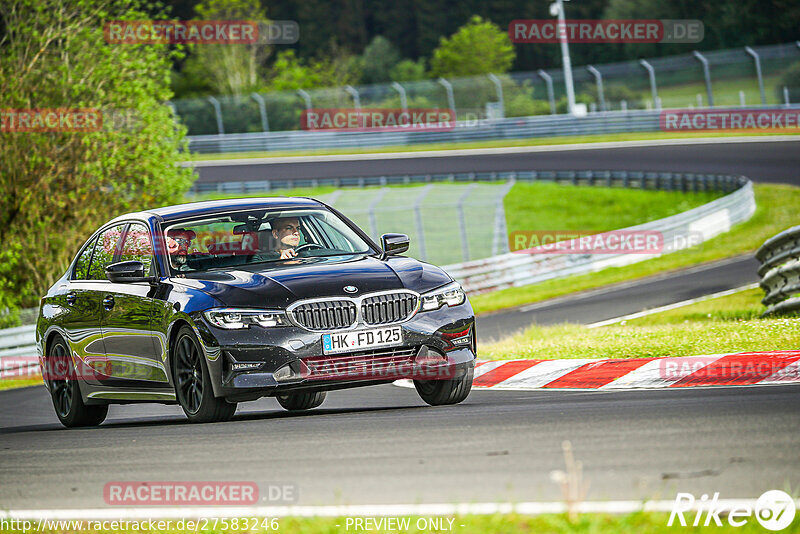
<box><xmin>291</xmin><ymin>300</ymin><xmax>357</xmax><ymax>330</ymax></box>
<box><xmin>361</xmin><ymin>293</ymin><xmax>418</xmax><ymax>325</ymax></box>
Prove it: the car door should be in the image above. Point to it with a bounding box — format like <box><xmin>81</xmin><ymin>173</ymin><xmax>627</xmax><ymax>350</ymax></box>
<box><xmin>98</xmin><ymin>222</ymin><xmax>167</xmax><ymax>384</ymax></box>
<box><xmin>62</xmin><ymin>224</ymin><xmax>126</xmax><ymax>382</ymax></box>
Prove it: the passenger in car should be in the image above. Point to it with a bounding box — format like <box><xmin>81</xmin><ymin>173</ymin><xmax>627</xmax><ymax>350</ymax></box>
<box><xmin>166</xmin><ymin>228</ymin><xmax>196</xmax><ymax>271</ymax></box>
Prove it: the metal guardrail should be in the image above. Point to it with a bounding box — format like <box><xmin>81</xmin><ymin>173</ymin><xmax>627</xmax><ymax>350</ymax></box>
<box><xmin>757</xmin><ymin>226</ymin><xmax>800</xmax><ymax>316</ymax></box>
<box><xmin>0</xmin><ymin>324</ymin><xmax>39</xmax><ymax>378</ymax></box>
<box><xmin>442</xmin><ymin>173</ymin><xmax>755</xmax><ymax>294</ymax></box>
<box><xmin>185</xmin><ymin>105</ymin><xmax>800</xmax><ymax>154</ymax></box>
<box><xmin>191</xmin><ymin>167</ymin><xmax>748</xmax><ymax>195</ymax></box>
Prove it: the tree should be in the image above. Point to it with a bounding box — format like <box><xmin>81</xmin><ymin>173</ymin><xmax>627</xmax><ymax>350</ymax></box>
<box><xmin>360</xmin><ymin>36</ymin><xmax>401</xmax><ymax>84</ymax></box>
<box><xmin>430</xmin><ymin>15</ymin><xmax>514</xmax><ymax>78</ymax></box>
<box><xmin>0</xmin><ymin>0</ymin><xmax>194</xmax><ymax>320</ymax></box>
<box><xmin>184</xmin><ymin>0</ymin><xmax>272</xmax><ymax>95</ymax></box>
<box><xmin>267</xmin><ymin>49</ymin><xmax>361</xmax><ymax>91</ymax></box>
<box><xmin>390</xmin><ymin>59</ymin><xmax>427</xmax><ymax>82</ymax></box>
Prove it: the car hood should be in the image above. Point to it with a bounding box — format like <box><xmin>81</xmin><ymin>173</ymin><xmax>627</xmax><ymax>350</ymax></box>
<box><xmin>170</xmin><ymin>254</ymin><xmax>452</xmax><ymax>308</ymax></box>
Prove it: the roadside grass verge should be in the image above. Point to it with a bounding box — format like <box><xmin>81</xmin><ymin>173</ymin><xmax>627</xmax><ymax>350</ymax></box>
<box><xmin>479</xmin><ymin>287</ymin><xmax>800</xmax><ymax>360</ymax></box>
<box><xmin>471</xmin><ymin>183</ymin><xmax>800</xmax><ymax>316</ymax></box>
<box><xmin>0</xmin><ymin>377</ymin><xmax>43</xmax><ymax>391</ymax></box>
<box><xmin>503</xmin><ymin>182</ymin><xmax>719</xmax><ymax>235</ymax></box>
<box><xmin>9</xmin><ymin>512</ymin><xmax>796</xmax><ymax>533</ymax></box>
<box><xmin>186</xmin><ymin>130</ymin><xmax>798</xmax><ymax>161</ymax></box>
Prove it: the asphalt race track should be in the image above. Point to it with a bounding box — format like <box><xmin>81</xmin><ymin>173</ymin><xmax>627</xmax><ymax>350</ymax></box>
<box><xmin>191</xmin><ymin>138</ymin><xmax>800</xmax><ymax>186</ymax></box>
<box><xmin>1</xmin><ymin>382</ymin><xmax>799</xmax><ymax>509</ymax></box>
<box><xmin>3</xmin><ymin>138</ymin><xmax>799</xmax><ymax>512</ymax></box>
<box><xmin>476</xmin><ymin>255</ymin><xmax>759</xmax><ymax>342</ymax></box>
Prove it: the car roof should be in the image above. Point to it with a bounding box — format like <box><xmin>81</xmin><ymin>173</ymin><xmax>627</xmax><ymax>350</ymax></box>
<box><xmin>119</xmin><ymin>197</ymin><xmax>327</xmax><ymax>223</ymax></box>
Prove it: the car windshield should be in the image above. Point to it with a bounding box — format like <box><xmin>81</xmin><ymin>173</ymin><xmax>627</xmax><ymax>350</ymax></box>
<box><xmin>163</xmin><ymin>208</ymin><xmax>374</xmax><ymax>274</ymax></box>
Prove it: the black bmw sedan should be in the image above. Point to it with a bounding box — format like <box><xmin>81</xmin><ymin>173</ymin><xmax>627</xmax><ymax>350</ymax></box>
<box><xmin>36</xmin><ymin>197</ymin><xmax>476</xmax><ymax>426</ymax></box>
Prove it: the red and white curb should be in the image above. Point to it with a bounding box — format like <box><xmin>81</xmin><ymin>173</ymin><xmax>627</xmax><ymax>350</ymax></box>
<box><xmin>398</xmin><ymin>351</ymin><xmax>800</xmax><ymax>390</ymax></box>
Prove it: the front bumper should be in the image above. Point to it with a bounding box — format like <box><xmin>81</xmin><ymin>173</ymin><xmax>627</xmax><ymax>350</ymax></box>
<box><xmin>192</xmin><ymin>302</ymin><xmax>477</xmax><ymax>402</ymax></box>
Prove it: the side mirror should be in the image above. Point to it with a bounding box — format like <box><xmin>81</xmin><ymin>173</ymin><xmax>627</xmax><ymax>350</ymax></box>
<box><xmin>380</xmin><ymin>233</ymin><xmax>409</xmax><ymax>256</ymax></box>
<box><xmin>105</xmin><ymin>260</ymin><xmax>154</xmax><ymax>283</ymax></box>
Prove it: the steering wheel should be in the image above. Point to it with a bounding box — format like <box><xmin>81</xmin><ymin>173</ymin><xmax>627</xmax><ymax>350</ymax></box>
<box><xmin>294</xmin><ymin>243</ymin><xmax>324</xmax><ymax>254</ymax></box>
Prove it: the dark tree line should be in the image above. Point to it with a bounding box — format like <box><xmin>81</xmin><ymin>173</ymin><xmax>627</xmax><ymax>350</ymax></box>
<box><xmin>162</xmin><ymin>0</ymin><xmax>800</xmax><ymax>71</ymax></box>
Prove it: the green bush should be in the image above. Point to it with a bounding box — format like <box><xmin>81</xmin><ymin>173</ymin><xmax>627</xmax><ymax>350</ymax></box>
<box><xmin>505</xmin><ymin>93</ymin><xmax>552</xmax><ymax>117</ymax></box>
<box><xmin>0</xmin><ymin>0</ymin><xmax>195</xmax><ymax>312</ymax></box>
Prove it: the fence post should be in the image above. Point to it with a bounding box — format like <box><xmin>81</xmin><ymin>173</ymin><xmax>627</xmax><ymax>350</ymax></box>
<box><xmin>457</xmin><ymin>184</ymin><xmax>477</xmax><ymax>262</ymax></box>
<box><xmin>206</xmin><ymin>96</ymin><xmax>224</xmax><ymax>135</ymax></box>
<box><xmin>391</xmin><ymin>82</ymin><xmax>408</xmax><ymax>113</ymax></box>
<box><xmin>692</xmin><ymin>51</ymin><xmax>714</xmax><ymax>107</ymax></box>
<box><xmin>537</xmin><ymin>70</ymin><xmax>556</xmax><ymax>114</ymax></box>
<box><xmin>744</xmin><ymin>46</ymin><xmax>766</xmax><ymax>106</ymax></box>
<box><xmin>250</xmin><ymin>93</ymin><xmax>270</xmax><ymax>132</ymax></box>
<box><xmin>586</xmin><ymin>65</ymin><xmax>606</xmax><ymax>112</ymax></box>
<box><xmin>638</xmin><ymin>59</ymin><xmax>659</xmax><ymax>110</ymax></box>
<box><xmin>491</xmin><ymin>180</ymin><xmax>516</xmax><ymax>256</ymax></box>
<box><xmin>487</xmin><ymin>73</ymin><xmax>505</xmax><ymax>118</ymax></box>
<box><xmin>438</xmin><ymin>77</ymin><xmax>456</xmax><ymax>116</ymax></box>
<box><xmin>367</xmin><ymin>188</ymin><xmax>387</xmax><ymax>241</ymax></box>
<box><xmin>345</xmin><ymin>85</ymin><xmax>361</xmax><ymax>109</ymax></box>
<box><xmin>413</xmin><ymin>185</ymin><xmax>433</xmax><ymax>261</ymax></box>
<box><xmin>784</xmin><ymin>87</ymin><xmax>790</xmax><ymax>106</ymax></box>
<box><xmin>296</xmin><ymin>89</ymin><xmax>312</xmax><ymax>112</ymax></box>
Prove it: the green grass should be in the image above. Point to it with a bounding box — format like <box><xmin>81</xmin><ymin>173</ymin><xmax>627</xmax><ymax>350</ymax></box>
<box><xmin>480</xmin><ymin>286</ymin><xmax>800</xmax><ymax>360</ymax></box>
<box><xmin>4</xmin><ymin>512</ymin><xmax>797</xmax><ymax>533</ymax></box>
<box><xmin>0</xmin><ymin>377</ymin><xmax>42</xmax><ymax>391</ymax></box>
<box><xmin>186</xmin><ymin>129</ymin><xmax>798</xmax><ymax>161</ymax></box>
<box><xmin>504</xmin><ymin>182</ymin><xmax>719</xmax><ymax>235</ymax></box>
<box><xmin>471</xmin><ymin>183</ymin><xmax>800</xmax><ymax>316</ymax></box>
<box><xmin>626</xmin><ymin>287</ymin><xmax>768</xmax><ymax>325</ymax></box>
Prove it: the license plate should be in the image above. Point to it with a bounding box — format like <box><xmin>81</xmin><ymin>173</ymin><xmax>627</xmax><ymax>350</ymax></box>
<box><xmin>322</xmin><ymin>327</ymin><xmax>403</xmax><ymax>355</ymax></box>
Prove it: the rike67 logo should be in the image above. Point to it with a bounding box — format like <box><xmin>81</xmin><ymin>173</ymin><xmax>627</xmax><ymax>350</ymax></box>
<box><xmin>669</xmin><ymin>490</ymin><xmax>796</xmax><ymax>530</ymax></box>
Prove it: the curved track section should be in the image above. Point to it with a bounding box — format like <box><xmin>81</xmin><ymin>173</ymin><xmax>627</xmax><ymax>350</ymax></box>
<box><xmin>191</xmin><ymin>138</ymin><xmax>800</xmax><ymax>186</ymax></box>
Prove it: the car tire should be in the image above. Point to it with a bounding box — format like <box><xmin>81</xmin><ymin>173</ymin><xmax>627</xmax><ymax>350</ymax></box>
<box><xmin>414</xmin><ymin>365</ymin><xmax>474</xmax><ymax>406</ymax></box>
<box><xmin>276</xmin><ymin>391</ymin><xmax>326</xmax><ymax>411</ymax></box>
<box><xmin>46</xmin><ymin>336</ymin><xmax>108</xmax><ymax>428</ymax></box>
<box><xmin>173</xmin><ymin>326</ymin><xmax>237</xmax><ymax>423</ymax></box>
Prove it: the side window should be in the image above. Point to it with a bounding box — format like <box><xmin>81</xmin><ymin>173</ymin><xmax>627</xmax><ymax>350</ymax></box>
<box><xmin>120</xmin><ymin>223</ymin><xmax>155</xmax><ymax>276</ymax></box>
<box><xmin>72</xmin><ymin>236</ymin><xmax>98</xmax><ymax>280</ymax></box>
<box><xmin>87</xmin><ymin>224</ymin><xmax>125</xmax><ymax>280</ymax></box>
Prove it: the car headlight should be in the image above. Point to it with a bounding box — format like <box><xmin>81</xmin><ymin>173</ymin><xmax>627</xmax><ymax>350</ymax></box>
<box><xmin>204</xmin><ymin>308</ymin><xmax>289</xmax><ymax>329</ymax></box>
<box><xmin>420</xmin><ymin>282</ymin><xmax>466</xmax><ymax>312</ymax></box>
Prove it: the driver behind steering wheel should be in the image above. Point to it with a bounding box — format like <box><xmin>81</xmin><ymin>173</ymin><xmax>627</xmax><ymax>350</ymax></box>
<box><xmin>271</xmin><ymin>216</ymin><xmax>303</xmax><ymax>259</ymax></box>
